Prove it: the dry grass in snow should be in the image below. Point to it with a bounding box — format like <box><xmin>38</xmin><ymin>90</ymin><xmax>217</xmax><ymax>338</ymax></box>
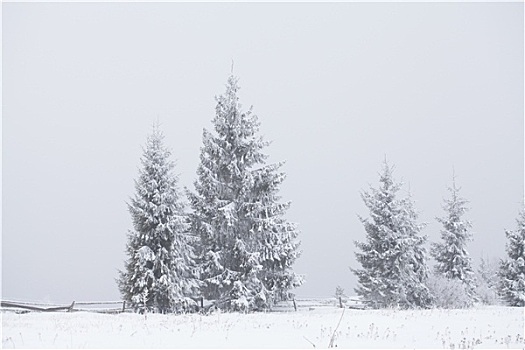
<box><xmin>2</xmin><ymin>305</ymin><xmax>524</xmax><ymax>348</ymax></box>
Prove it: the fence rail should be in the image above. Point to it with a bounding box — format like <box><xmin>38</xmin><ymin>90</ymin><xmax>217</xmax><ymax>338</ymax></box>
<box><xmin>272</xmin><ymin>297</ymin><xmax>366</xmax><ymax>312</ymax></box>
<box><xmin>1</xmin><ymin>300</ymin><xmax>129</xmax><ymax>314</ymax></box>
<box><xmin>1</xmin><ymin>297</ymin><xmax>366</xmax><ymax>314</ymax></box>
<box><xmin>74</xmin><ymin>301</ymin><xmax>126</xmax><ymax>305</ymax></box>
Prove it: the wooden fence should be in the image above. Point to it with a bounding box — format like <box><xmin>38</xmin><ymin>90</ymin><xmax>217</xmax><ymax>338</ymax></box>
<box><xmin>1</xmin><ymin>297</ymin><xmax>366</xmax><ymax>314</ymax></box>
<box><xmin>272</xmin><ymin>297</ymin><xmax>366</xmax><ymax>312</ymax></box>
<box><xmin>0</xmin><ymin>300</ymin><xmax>129</xmax><ymax>314</ymax></box>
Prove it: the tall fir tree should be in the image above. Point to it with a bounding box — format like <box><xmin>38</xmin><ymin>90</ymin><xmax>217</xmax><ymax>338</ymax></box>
<box><xmin>431</xmin><ymin>175</ymin><xmax>477</xmax><ymax>305</ymax></box>
<box><xmin>188</xmin><ymin>75</ymin><xmax>302</xmax><ymax>311</ymax></box>
<box><xmin>352</xmin><ymin>160</ymin><xmax>432</xmax><ymax>309</ymax></box>
<box><xmin>118</xmin><ymin>125</ymin><xmax>199</xmax><ymax>313</ymax></box>
<box><xmin>498</xmin><ymin>208</ymin><xmax>525</xmax><ymax>306</ymax></box>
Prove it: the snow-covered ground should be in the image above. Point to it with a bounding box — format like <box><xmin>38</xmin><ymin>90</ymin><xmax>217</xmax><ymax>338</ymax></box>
<box><xmin>2</xmin><ymin>305</ymin><xmax>524</xmax><ymax>348</ymax></box>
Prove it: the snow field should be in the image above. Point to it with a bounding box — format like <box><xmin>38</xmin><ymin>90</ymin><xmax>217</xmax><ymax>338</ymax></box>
<box><xmin>2</xmin><ymin>305</ymin><xmax>524</xmax><ymax>348</ymax></box>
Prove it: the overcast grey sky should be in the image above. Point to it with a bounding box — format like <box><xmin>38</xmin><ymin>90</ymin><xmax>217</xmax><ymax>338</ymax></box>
<box><xmin>3</xmin><ymin>2</ymin><xmax>523</xmax><ymax>303</ymax></box>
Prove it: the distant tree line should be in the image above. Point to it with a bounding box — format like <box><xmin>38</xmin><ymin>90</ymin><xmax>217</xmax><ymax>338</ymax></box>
<box><xmin>117</xmin><ymin>73</ymin><xmax>524</xmax><ymax>313</ymax></box>
<box><xmin>352</xmin><ymin>161</ymin><xmax>524</xmax><ymax>309</ymax></box>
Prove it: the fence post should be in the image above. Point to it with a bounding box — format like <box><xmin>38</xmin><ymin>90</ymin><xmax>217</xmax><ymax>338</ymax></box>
<box><xmin>339</xmin><ymin>296</ymin><xmax>343</xmax><ymax>308</ymax></box>
<box><xmin>122</xmin><ymin>301</ymin><xmax>126</xmax><ymax>313</ymax></box>
<box><xmin>293</xmin><ymin>298</ymin><xmax>297</xmax><ymax>311</ymax></box>
<box><xmin>200</xmin><ymin>297</ymin><xmax>204</xmax><ymax>309</ymax></box>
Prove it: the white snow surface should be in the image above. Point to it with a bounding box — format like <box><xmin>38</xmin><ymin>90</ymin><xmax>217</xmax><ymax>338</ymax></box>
<box><xmin>2</xmin><ymin>305</ymin><xmax>524</xmax><ymax>348</ymax></box>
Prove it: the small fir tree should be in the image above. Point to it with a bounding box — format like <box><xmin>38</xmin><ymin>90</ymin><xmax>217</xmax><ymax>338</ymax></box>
<box><xmin>478</xmin><ymin>255</ymin><xmax>499</xmax><ymax>290</ymax></box>
<box><xmin>498</xmin><ymin>208</ymin><xmax>525</xmax><ymax>306</ymax></box>
<box><xmin>118</xmin><ymin>125</ymin><xmax>199</xmax><ymax>313</ymax></box>
<box><xmin>334</xmin><ymin>285</ymin><xmax>348</xmax><ymax>304</ymax></box>
<box><xmin>335</xmin><ymin>285</ymin><xmax>346</xmax><ymax>299</ymax></box>
<box><xmin>431</xmin><ymin>175</ymin><xmax>477</xmax><ymax>305</ymax></box>
<box><xmin>188</xmin><ymin>75</ymin><xmax>303</xmax><ymax>311</ymax></box>
<box><xmin>476</xmin><ymin>255</ymin><xmax>500</xmax><ymax>305</ymax></box>
<box><xmin>352</xmin><ymin>160</ymin><xmax>432</xmax><ymax>309</ymax></box>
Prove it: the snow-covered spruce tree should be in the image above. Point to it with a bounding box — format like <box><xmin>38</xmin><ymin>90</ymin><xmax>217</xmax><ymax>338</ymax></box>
<box><xmin>398</xmin><ymin>191</ymin><xmax>433</xmax><ymax>307</ymax></box>
<box><xmin>498</xmin><ymin>208</ymin><xmax>525</xmax><ymax>306</ymax></box>
<box><xmin>352</xmin><ymin>161</ymin><xmax>432</xmax><ymax>309</ymax></box>
<box><xmin>118</xmin><ymin>125</ymin><xmax>199</xmax><ymax>313</ymax></box>
<box><xmin>188</xmin><ymin>75</ymin><xmax>302</xmax><ymax>311</ymax></box>
<box><xmin>431</xmin><ymin>176</ymin><xmax>477</xmax><ymax>306</ymax></box>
